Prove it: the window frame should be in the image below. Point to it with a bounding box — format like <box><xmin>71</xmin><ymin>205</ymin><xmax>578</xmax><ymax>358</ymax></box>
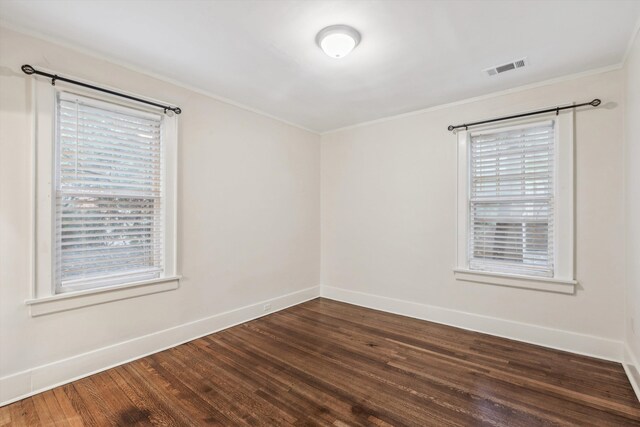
<box><xmin>454</xmin><ymin>111</ymin><xmax>576</xmax><ymax>294</ymax></box>
<box><xmin>27</xmin><ymin>75</ymin><xmax>180</xmax><ymax>315</ymax></box>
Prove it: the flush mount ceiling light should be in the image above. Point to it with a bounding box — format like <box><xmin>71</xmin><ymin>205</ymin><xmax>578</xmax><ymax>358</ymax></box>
<box><xmin>316</xmin><ymin>25</ymin><xmax>361</xmax><ymax>59</ymax></box>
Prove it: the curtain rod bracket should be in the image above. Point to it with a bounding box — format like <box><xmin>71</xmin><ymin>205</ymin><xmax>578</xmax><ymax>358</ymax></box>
<box><xmin>21</xmin><ymin>64</ymin><xmax>182</xmax><ymax>115</ymax></box>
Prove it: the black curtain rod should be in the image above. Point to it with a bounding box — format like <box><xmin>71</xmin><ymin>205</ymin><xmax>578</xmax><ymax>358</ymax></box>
<box><xmin>21</xmin><ymin>64</ymin><xmax>181</xmax><ymax>115</ymax></box>
<box><xmin>447</xmin><ymin>98</ymin><xmax>600</xmax><ymax>132</ymax></box>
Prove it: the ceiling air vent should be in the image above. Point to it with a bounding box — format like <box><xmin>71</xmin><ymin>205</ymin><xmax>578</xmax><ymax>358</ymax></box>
<box><xmin>484</xmin><ymin>58</ymin><xmax>528</xmax><ymax>76</ymax></box>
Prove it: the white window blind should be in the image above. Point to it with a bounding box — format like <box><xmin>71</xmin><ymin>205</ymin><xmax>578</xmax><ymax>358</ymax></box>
<box><xmin>468</xmin><ymin>122</ymin><xmax>554</xmax><ymax>277</ymax></box>
<box><xmin>55</xmin><ymin>92</ymin><xmax>164</xmax><ymax>291</ymax></box>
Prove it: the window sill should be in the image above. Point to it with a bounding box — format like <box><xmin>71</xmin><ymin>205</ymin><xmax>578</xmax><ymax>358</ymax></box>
<box><xmin>453</xmin><ymin>269</ymin><xmax>576</xmax><ymax>294</ymax></box>
<box><xmin>25</xmin><ymin>276</ymin><xmax>181</xmax><ymax>317</ymax></box>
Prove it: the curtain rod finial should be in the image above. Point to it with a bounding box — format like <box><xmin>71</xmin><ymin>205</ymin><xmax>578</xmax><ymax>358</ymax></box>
<box><xmin>447</xmin><ymin>125</ymin><xmax>454</xmax><ymax>131</ymax></box>
<box><xmin>21</xmin><ymin>64</ymin><xmax>35</xmax><ymax>75</ymax></box>
<box><xmin>591</xmin><ymin>99</ymin><xmax>601</xmax><ymax>107</ymax></box>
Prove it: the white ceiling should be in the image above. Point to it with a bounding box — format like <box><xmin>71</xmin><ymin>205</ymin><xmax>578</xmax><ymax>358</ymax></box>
<box><xmin>1</xmin><ymin>0</ymin><xmax>639</xmax><ymax>132</ymax></box>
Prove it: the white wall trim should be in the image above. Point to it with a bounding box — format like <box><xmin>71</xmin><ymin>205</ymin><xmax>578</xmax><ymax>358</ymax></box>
<box><xmin>3</xmin><ymin>285</ymin><xmax>636</xmax><ymax>407</ymax></box>
<box><xmin>0</xmin><ymin>22</ymin><xmax>320</xmax><ymax>135</ymax></box>
<box><xmin>320</xmin><ymin>285</ymin><xmax>623</xmax><ymax>363</ymax></box>
<box><xmin>453</xmin><ymin>270</ymin><xmax>576</xmax><ymax>294</ymax></box>
<box><xmin>0</xmin><ymin>23</ymin><xmax>625</xmax><ymax>135</ymax></box>
<box><xmin>622</xmin><ymin>13</ymin><xmax>640</xmax><ymax>66</ymax></box>
<box><xmin>0</xmin><ymin>285</ymin><xmax>320</xmax><ymax>407</ymax></box>
<box><xmin>25</xmin><ymin>276</ymin><xmax>182</xmax><ymax>317</ymax></box>
<box><xmin>321</xmin><ymin>64</ymin><xmax>622</xmax><ymax>135</ymax></box>
<box><xmin>624</xmin><ymin>344</ymin><xmax>640</xmax><ymax>402</ymax></box>
<box><xmin>454</xmin><ymin>113</ymin><xmax>575</xmax><ymax>293</ymax></box>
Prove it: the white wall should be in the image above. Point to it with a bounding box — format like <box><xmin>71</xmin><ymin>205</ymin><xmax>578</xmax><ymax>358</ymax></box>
<box><xmin>0</xmin><ymin>24</ymin><xmax>635</xmax><ymax>406</ymax></box>
<box><xmin>321</xmin><ymin>69</ymin><xmax>626</xmax><ymax>359</ymax></box>
<box><xmin>624</xmin><ymin>27</ymin><xmax>640</xmax><ymax>389</ymax></box>
<box><xmin>0</xmin><ymin>27</ymin><xmax>321</xmax><ymax>404</ymax></box>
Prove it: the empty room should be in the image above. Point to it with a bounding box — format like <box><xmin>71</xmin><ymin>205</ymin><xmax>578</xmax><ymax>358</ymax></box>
<box><xmin>1</xmin><ymin>0</ymin><xmax>640</xmax><ymax>425</ymax></box>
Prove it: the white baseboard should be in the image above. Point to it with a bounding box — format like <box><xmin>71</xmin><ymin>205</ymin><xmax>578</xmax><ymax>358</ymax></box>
<box><xmin>321</xmin><ymin>285</ymin><xmax>624</xmax><ymax>363</ymax></box>
<box><xmin>2</xmin><ymin>284</ymin><xmax>632</xmax><ymax>407</ymax></box>
<box><xmin>0</xmin><ymin>285</ymin><xmax>320</xmax><ymax>407</ymax></box>
<box><xmin>624</xmin><ymin>344</ymin><xmax>640</xmax><ymax>402</ymax></box>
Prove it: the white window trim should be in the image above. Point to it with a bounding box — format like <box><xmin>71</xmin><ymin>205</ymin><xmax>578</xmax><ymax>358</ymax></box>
<box><xmin>25</xmin><ymin>276</ymin><xmax>181</xmax><ymax>317</ymax></box>
<box><xmin>27</xmin><ymin>74</ymin><xmax>180</xmax><ymax>315</ymax></box>
<box><xmin>454</xmin><ymin>111</ymin><xmax>576</xmax><ymax>294</ymax></box>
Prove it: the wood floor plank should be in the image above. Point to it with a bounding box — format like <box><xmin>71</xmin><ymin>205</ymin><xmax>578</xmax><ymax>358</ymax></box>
<box><xmin>106</xmin><ymin>367</ymin><xmax>181</xmax><ymax>426</ymax></box>
<box><xmin>255</xmin><ymin>310</ymin><xmax>568</xmax><ymax>424</ymax></box>
<box><xmin>239</xmin><ymin>310</ymin><xmax>551</xmax><ymax>426</ymax></box>
<box><xmin>88</xmin><ymin>371</ymin><xmax>152</xmax><ymax>426</ymax></box>
<box><xmin>171</xmin><ymin>342</ymin><xmax>299</xmax><ymax>424</ymax></box>
<box><xmin>58</xmin><ymin>384</ymin><xmax>98</xmax><ymax>427</ymax></box>
<box><xmin>202</xmin><ymin>334</ymin><xmax>357</xmax><ymax>426</ymax></box>
<box><xmin>50</xmin><ymin>388</ymin><xmax>84</xmax><ymax>427</ymax></box>
<box><xmin>1</xmin><ymin>298</ymin><xmax>639</xmax><ymax>426</ymax></box>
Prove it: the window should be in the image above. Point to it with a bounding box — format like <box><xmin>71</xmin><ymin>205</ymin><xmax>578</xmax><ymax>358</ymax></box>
<box><xmin>468</xmin><ymin>122</ymin><xmax>554</xmax><ymax>277</ymax></box>
<box><xmin>29</xmin><ymin>76</ymin><xmax>179</xmax><ymax>315</ymax></box>
<box><xmin>455</xmin><ymin>114</ymin><xmax>575</xmax><ymax>293</ymax></box>
<box><xmin>55</xmin><ymin>93</ymin><xmax>165</xmax><ymax>292</ymax></box>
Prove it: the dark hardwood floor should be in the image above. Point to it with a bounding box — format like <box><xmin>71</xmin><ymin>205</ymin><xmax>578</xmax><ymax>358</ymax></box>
<box><xmin>2</xmin><ymin>298</ymin><xmax>639</xmax><ymax>426</ymax></box>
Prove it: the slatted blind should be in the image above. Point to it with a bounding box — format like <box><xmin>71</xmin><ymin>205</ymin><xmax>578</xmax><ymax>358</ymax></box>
<box><xmin>55</xmin><ymin>92</ymin><xmax>164</xmax><ymax>291</ymax></box>
<box><xmin>468</xmin><ymin>122</ymin><xmax>554</xmax><ymax>277</ymax></box>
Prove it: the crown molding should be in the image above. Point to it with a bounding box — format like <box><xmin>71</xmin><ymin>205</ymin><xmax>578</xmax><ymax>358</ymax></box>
<box><xmin>321</xmin><ymin>63</ymin><xmax>623</xmax><ymax>135</ymax></box>
<box><xmin>0</xmin><ymin>21</ymin><xmax>321</xmax><ymax>135</ymax></box>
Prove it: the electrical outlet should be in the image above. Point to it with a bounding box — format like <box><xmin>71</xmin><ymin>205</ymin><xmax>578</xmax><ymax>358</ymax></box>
<box><xmin>263</xmin><ymin>303</ymin><xmax>271</xmax><ymax>312</ymax></box>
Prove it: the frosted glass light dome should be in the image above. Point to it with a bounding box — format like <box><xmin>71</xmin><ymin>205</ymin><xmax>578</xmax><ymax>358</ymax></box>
<box><xmin>316</xmin><ymin>25</ymin><xmax>361</xmax><ymax>59</ymax></box>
